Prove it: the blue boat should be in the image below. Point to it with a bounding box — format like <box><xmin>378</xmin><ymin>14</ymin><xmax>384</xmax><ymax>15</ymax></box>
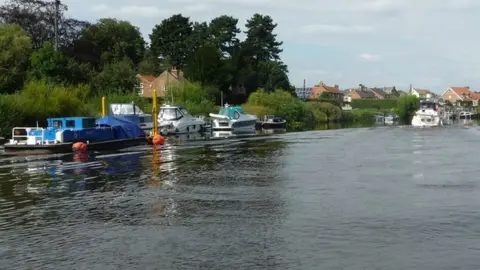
<box><xmin>3</xmin><ymin>116</ymin><xmax>147</xmax><ymax>155</ymax></box>
<box><xmin>109</xmin><ymin>103</ymin><xmax>154</xmax><ymax>134</ymax></box>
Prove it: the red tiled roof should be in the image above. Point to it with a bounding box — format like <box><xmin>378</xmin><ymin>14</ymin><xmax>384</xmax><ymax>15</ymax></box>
<box><xmin>471</xmin><ymin>93</ymin><xmax>480</xmax><ymax>100</ymax></box>
<box><xmin>450</xmin><ymin>87</ymin><xmax>471</xmax><ymax>96</ymax></box>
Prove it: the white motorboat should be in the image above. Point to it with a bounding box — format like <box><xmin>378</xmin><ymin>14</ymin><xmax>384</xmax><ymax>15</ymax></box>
<box><xmin>158</xmin><ymin>105</ymin><xmax>206</xmax><ymax>135</ymax></box>
<box><xmin>109</xmin><ymin>103</ymin><xmax>154</xmax><ymax>133</ymax></box>
<box><xmin>411</xmin><ymin>100</ymin><xmax>443</xmax><ymax>127</ymax></box>
<box><xmin>459</xmin><ymin>111</ymin><xmax>473</xmax><ymax>119</ymax></box>
<box><xmin>209</xmin><ymin>104</ymin><xmax>257</xmax><ymax>133</ymax></box>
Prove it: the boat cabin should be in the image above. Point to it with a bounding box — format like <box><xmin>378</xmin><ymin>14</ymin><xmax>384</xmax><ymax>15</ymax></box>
<box><xmin>159</xmin><ymin>105</ymin><xmax>190</xmax><ymax>121</ymax></box>
<box><xmin>110</xmin><ymin>103</ymin><xmax>146</xmax><ymax>116</ymax></box>
<box><xmin>47</xmin><ymin>117</ymin><xmax>97</xmax><ymax>130</ymax></box>
<box><xmin>419</xmin><ymin>101</ymin><xmax>438</xmax><ymax>111</ymax></box>
<box><xmin>219</xmin><ymin>106</ymin><xmax>245</xmax><ymax>120</ymax></box>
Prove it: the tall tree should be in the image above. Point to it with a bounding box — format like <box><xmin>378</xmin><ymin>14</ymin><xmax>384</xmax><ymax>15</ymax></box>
<box><xmin>149</xmin><ymin>14</ymin><xmax>193</xmax><ymax>69</ymax></box>
<box><xmin>244</xmin><ymin>13</ymin><xmax>283</xmax><ymax>63</ymax></box>
<box><xmin>184</xmin><ymin>45</ymin><xmax>223</xmax><ymax>87</ymax></box>
<box><xmin>0</xmin><ymin>0</ymin><xmax>89</xmax><ymax>49</ymax></box>
<box><xmin>79</xmin><ymin>18</ymin><xmax>145</xmax><ymax>66</ymax></box>
<box><xmin>0</xmin><ymin>23</ymin><xmax>32</xmax><ymax>94</ymax></box>
<box><xmin>208</xmin><ymin>15</ymin><xmax>240</xmax><ymax>57</ymax></box>
<box><xmin>90</xmin><ymin>60</ymin><xmax>137</xmax><ymax>94</ymax></box>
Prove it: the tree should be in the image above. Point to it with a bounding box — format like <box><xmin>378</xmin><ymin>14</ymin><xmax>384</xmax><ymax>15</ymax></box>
<box><xmin>396</xmin><ymin>94</ymin><xmax>420</xmax><ymax>123</ymax></box>
<box><xmin>184</xmin><ymin>45</ymin><xmax>223</xmax><ymax>87</ymax></box>
<box><xmin>0</xmin><ymin>23</ymin><xmax>32</xmax><ymax>94</ymax></box>
<box><xmin>80</xmin><ymin>18</ymin><xmax>145</xmax><ymax>66</ymax></box>
<box><xmin>244</xmin><ymin>14</ymin><xmax>283</xmax><ymax>63</ymax></box>
<box><xmin>0</xmin><ymin>0</ymin><xmax>89</xmax><ymax>49</ymax></box>
<box><xmin>29</xmin><ymin>41</ymin><xmax>70</xmax><ymax>83</ymax></box>
<box><xmin>208</xmin><ymin>15</ymin><xmax>240</xmax><ymax>57</ymax></box>
<box><xmin>150</xmin><ymin>14</ymin><xmax>193</xmax><ymax>69</ymax></box>
<box><xmin>90</xmin><ymin>60</ymin><xmax>137</xmax><ymax>94</ymax></box>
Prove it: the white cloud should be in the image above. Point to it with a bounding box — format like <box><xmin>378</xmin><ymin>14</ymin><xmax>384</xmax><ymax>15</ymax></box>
<box><xmin>57</xmin><ymin>0</ymin><xmax>480</xmax><ymax>92</ymax></box>
<box><xmin>359</xmin><ymin>53</ymin><xmax>381</xmax><ymax>61</ymax></box>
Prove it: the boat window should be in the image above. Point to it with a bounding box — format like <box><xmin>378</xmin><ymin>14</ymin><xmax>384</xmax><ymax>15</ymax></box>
<box><xmin>82</xmin><ymin>118</ymin><xmax>96</xmax><ymax>128</ymax></box>
<box><xmin>66</xmin><ymin>120</ymin><xmax>75</xmax><ymax>128</ymax></box>
<box><xmin>233</xmin><ymin>111</ymin><xmax>241</xmax><ymax>119</ymax></box>
<box><xmin>53</xmin><ymin>120</ymin><xmax>62</xmax><ymax>128</ymax></box>
<box><xmin>160</xmin><ymin>108</ymin><xmax>181</xmax><ymax>120</ymax></box>
<box><xmin>180</xmin><ymin>108</ymin><xmax>190</xmax><ymax>115</ymax></box>
<box><xmin>420</xmin><ymin>102</ymin><xmax>434</xmax><ymax>109</ymax></box>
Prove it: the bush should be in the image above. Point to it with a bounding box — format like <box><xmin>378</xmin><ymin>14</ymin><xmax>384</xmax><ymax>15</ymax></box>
<box><xmin>246</xmin><ymin>89</ymin><xmax>316</xmax><ymax>130</ymax></box>
<box><xmin>164</xmin><ymin>81</ymin><xmax>216</xmax><ymax>116</ymax></box>
<box><xmin>395</xmin><ymin>94</ymin><xmax>420</xmax><ymax>123</ymax></box>
<box><xmin>351</xmin><ymin>99</ymin><xmax>397</xmax><ymax>110</ymax></box>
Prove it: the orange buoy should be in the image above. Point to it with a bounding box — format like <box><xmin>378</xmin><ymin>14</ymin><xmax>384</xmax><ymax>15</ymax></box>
<box><xmin>72</xmin><ymin>142</ymin><xmax>88</xmax><ymax>152</ymax></box>
<box><xmin>152</xmin><ymin>135</ymin><xmax>165</xmax><ymax>145</ymax></box>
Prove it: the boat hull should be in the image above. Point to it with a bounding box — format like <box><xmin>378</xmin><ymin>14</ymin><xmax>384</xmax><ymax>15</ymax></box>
<box><xmin>262</xmin><ymin>122</ymin><xmax>287</xmax><ymax>129</ymax></box>
<box><xmin>2</xmin><ymin>137</ymin><xmax>147</xmax><ymax>156</ymax></box>
<box><xmin>411</xmin><ymin>115</ymin><xmax>442</xmax><ymax>127</ymax></box>
<box><xmin>211</xmin><ymin>119</ymin><xmax>256</xmax><ymax>133</ymax></box>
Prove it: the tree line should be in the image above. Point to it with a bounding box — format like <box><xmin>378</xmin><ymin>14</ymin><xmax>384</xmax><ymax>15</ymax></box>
<box><xmin>0</xmin><ymin>0</ymin><xmax>294</xmax><ymax>103</ymax></box>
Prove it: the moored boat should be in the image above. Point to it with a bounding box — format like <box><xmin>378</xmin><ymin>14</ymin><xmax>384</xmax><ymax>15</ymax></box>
<box><xmin>209</xmin><ymin>104</ymin><xmax>257</xmax><ymax>133</ymax></box>
<box><xmin>158</xmin><ymin>104</ymin><xmax>206</xmax><ymax>135</ymax></box>
<box><xmin>2</xmin><ymin>116</ymin><xmax>148</xmax><ymax>156</ymax></box>
<box><xmin>109</xmin><ymin>103</ymin><xmax>154</xmax><ymax>133</ymax></box>
<box><xmin>259</xmin><ymin>115</ymin><xmax>287</xmax><ymax>129</ymax></box>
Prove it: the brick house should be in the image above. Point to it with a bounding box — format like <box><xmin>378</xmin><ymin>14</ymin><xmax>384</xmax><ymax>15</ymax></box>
<box><xmin>310</xmin><ymin>81</ymin><xmax>343</xmax><ymax>100</ymax></box>
<box><xmin>441</xmin><ymin>86</ymin><xmax>480</xmax><ymax>106</ymax></box>
<box><xmin>136</xmin><ymin>67</ymin><xmax>187</xmax><ymax>98</ymax></box>
<box><xmin>369</xmin><ymin>87</ymin><xmax>389</xmax><ymax>99</ymax></box>
<box><xmin>347</xmin><ymin>88</ymin><xmax>376</xmax><ymax>100</ymax></box>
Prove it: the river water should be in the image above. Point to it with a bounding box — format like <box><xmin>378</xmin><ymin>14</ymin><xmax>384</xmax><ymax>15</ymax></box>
<box><xmin>1</xmin><ymin>123</ymin><xmax>480</xmax><ymax>269</ymax></box>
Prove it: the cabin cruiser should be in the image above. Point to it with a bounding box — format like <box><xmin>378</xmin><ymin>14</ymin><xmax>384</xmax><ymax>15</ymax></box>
<box><xmin>258</xmin><ymin>115</ymin><xmax>287</xmax><ymax>129</ymax></box>
<box><xmin>209</xmin><ymin>104</ymin><xmax>257</xmax><ymax>133</ymax></box>
<box><xmin>109</xmin><ymin>103</ymin><xmax>153</xmax><ymax>133</ymax></box>
<box><xmin>158</xmin><ymin>105</ymin><xmax>206</xmax><ymax>135</ymax></box>
<box><xmin>411</xmin><ymin>100</ymin><xmax>443</xmax><ymax>127</ymax></box>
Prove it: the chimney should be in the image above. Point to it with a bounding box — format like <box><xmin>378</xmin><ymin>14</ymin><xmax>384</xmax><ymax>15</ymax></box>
<box><xmin>334</xmin><ymin>84</ymin><xmax>339</xmax><ymax>89</ymax></box>
<box><xmin>171</xmin><ymin>66</ymin><xmax>178</xmax><ymax>78</ymax></box>
<box><xmin>465</xmin><ymin>86</ymin><xmax>470</xmax><ymax>89</ymax></box>
<box><xmin>319</xmin><ymin>80</ymin><xmax>324</xmax><ymax>86</ymax></box>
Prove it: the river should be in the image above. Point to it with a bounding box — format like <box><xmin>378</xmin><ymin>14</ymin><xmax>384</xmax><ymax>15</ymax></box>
<box><xmin>1</xmin><ymin>123</ymin><xmax>480</xmax><ymax>269</ymax></box>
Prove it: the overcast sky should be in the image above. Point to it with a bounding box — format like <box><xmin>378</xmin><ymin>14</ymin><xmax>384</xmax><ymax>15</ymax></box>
<box><xmin>5</xmin><ymin>0</ymin><xmax>480</xmax><ymax>93</ymax></box>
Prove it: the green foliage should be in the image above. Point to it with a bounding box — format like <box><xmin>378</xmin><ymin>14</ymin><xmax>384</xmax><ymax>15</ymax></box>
<box><xmin>0</xmin><ymin>23</ymin><xmax>32</xmax><ymax>93</ymax></box>
<box><xmin>81</xmin><ymin>18</ymin><xmax>145</xmax><ymax>65</ymax></box>
<box><xmin>247</xmin><ymin>89</ymin><xmax>315</xmax><ymax>130</ymax></box>
<box><xmin>164</xmin><ymin>82</ymin><xmax>217</xmax><ymax>116</ymax></box>
<box><xmin>395</xmin><ymin>94</ymin><xmax>420</xmax><ymax>122</ymax></box>
<box><xmin>351</xmin><ymin>99</ymin><xmax>397</xmax><ymax>110</ymax></box>
<box><xmin>90</xmin><ymin>60</ymin><xmax>137</xmax><ymax>95</ymax></box>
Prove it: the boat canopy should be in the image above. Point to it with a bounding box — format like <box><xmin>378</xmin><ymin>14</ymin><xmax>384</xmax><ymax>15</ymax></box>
<box><xmin>96</xmin><ymin>115</ymin><xmax>146</xmax><ymax>139</ymax></box>
<box><xmin>219</xmin><ymin>106</ymin><xmax>245</xmax><ymax>119</ymax></box>
<box><xmin>109</xmin><ymin>103</ymin><xmax>146</xmax><ymax>115</ymax></box>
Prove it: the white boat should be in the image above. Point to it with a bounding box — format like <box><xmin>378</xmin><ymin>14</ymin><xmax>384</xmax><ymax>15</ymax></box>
<box><xmin>459</xmin><ymin>111</ymin><xmax>473</xmax><ymax>119</ymax></box>
<box><xmin>209</xmin><ymin>104</ymin><xmax>257</xmax><ymax>133</ymax></box>
<box><xmin>109</xmin><ymin>103</ymin><xmax>153</xmax><ymax>133</ymax></box>
<box><xmin>158</xmin><ymin>105</ymin><xmax>206</xmax><ymax>134</ymax></box>
<box><xmin>411</xmin><ymin>100</ymin><xmax>443</xmax><ymax>127</ymax></box>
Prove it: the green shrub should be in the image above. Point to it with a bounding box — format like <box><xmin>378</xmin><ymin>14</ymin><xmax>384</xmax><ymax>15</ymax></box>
<box><xmin>164</xmin><ymin>82</ymin><xmax>216</xmax><ymax>116</ymax></box>
<box><xmin>351</xmin><ymin>99</ymin><xmax>397</xmax><ymax>110</ymax></box>
<box><xmin>395</xmin><ymin>94</ymin><xmax>420</xmax><ymax>122</ymax></box>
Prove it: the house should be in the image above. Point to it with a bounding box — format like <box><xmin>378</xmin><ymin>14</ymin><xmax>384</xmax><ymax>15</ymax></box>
<box><xmin>136</xmin><ymin>67</ymin><xmax>187</xmax><ymax>98</ymax></box>
<box><xmin>310</xmin><ymin>81</ymin><xmax>343</xmax><ymax>100</ymax></box>
<box><xmin>410</xmin><ymin>88</ymin><xmax>433</xmax><ymax>99</ymax></box>
<box><xmin>441</xmin><ymin>86</ymin><xmax>480</xmax><ymax>106</ymax></box>
<box><xmin>369</xmin><ymin>87</ymin><xmax>388</xmax><ymax>99</ymax></box>
<box><xmin>383</xmin><ymin>86</ymin><xmax>397</xmax><ymax>95</ymax></box>
<box><xmin>347</xmin><ymin>88</ymin><xmax>376</xmax><ymax>100</ymax></box>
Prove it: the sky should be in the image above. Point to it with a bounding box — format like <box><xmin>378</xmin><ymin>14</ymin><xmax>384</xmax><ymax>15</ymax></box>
<box><xmin>5</xmin><ymin>0</ymin><xmax>480</xmax><ymax>93</ymax></box>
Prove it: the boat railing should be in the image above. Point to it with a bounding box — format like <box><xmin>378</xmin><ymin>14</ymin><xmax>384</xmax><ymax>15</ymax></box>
<box><xmin>12</xmin><ymin>127</ymin><xmax>45</xmax><ymax>143</ymax></box>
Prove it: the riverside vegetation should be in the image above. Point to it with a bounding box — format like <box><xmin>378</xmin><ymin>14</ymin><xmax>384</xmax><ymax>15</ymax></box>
<box><xmin>0</xmin><ymin>0</ymin><xmax>419</xmax><ymax>138</ymax></box>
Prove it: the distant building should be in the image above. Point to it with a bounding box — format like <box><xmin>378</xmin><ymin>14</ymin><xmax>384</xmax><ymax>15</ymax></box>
<box><xmin>310</xmin><ymin>81</ymin><xmax>343</xmax><ymax>100</ymax></box>
<box><xmin>295</xmin><ymin>87</ymin><xmax>313</xmax><ymax>100</ymax></box>
<box><xmin>136</xmin><ymin>67</ymin><xmax>187</xmax><ymax>98</ymax></box>
<box><xmin>410</xmin><ymin>88</ymin><xmax>433</xmax><ymax>99</ymax></box>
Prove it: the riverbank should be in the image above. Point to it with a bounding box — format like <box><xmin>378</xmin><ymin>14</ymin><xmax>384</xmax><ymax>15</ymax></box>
<box><xmin>0</xmin><ymin>80</ymin><xmax>383</xmax><ymax>138</ymax></box>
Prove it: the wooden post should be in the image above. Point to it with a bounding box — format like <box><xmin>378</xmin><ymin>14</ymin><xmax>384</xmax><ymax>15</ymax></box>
<box><xmin>152</xmin><ymin>89</ymin><xmax>158</xmax><ymax>136</ymax></box>
<box><xmin>102</xmin><ymin>96</ymin><xmax>107</xmax><ymax>117</ymax></box>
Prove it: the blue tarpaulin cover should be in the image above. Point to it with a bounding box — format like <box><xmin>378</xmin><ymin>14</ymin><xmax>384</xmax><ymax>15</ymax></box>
<box><xmin>96</xmin><ymin>115</ymin><xmax>146</xmax><ymax>139</ymax></box>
